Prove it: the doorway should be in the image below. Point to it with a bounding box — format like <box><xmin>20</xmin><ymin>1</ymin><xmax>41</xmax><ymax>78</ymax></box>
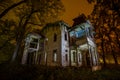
<box><xmin>27</xmin><ymin>52</ymin><xmax>36</xmax><ymax>64</ymax></box>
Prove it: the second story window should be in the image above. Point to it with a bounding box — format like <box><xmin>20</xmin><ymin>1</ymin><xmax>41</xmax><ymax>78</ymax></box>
<box><xmin>65</xmin><ymin>32</ymin><xmax>67</xmax><ymax>41</ymax></box>
<box><xmin>54</xmin><ymin>33</ymin><xmax>57</xmax><ymax>42</ymax></box>
<box><xmin>29</xmin><ymin>38</ymin><xmax>38</xmax><ymax>49</ymax></box>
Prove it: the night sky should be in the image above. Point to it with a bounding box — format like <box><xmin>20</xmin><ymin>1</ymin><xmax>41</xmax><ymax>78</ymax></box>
<box><xmin>3</xmin><ymin>0</ymin><xmax>94</xmax><ymax>27</ymax></box>
<box><xmin>61</xmin><ymin>0</ymin><xmax>94</xmax><ymax>26</ymax></box>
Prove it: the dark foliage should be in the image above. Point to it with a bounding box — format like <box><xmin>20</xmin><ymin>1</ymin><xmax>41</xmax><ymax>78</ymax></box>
<box><xmin>0</xmin><ymin>63</ymin><xmax>120</xmax><ymax>80</ymax></box>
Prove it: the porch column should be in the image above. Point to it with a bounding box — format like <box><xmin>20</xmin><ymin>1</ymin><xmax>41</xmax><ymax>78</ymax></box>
<box><xmin>21</xmin><ymin>49</ymin><xmax>28</xmax><ymax>64</ymax></box>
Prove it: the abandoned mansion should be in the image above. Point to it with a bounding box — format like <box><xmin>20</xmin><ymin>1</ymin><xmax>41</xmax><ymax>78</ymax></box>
<box><xmin>21</xmin><ymin>15</ymin><xmax>99</xmax><ymax>67</ymax></box>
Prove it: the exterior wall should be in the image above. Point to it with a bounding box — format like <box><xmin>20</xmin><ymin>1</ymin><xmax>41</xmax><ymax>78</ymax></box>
<box><xmin>69</xmin><ymin>20</ymin><xmax>99</xmax><ymax>67</ymax></box>
<box><xmin>42</xmin><ymin>25</ymin><xmax>62</xmax><ymax>66</ymax></box>
<box><xmin>60</xmin><ymin>23</ymin><xmax>70</xmax><ymax>66</ymax></box>
<box><xmin>42</xmin><ymin>21</ymin><xmax>70</xmax><ymax>67</ymax></box>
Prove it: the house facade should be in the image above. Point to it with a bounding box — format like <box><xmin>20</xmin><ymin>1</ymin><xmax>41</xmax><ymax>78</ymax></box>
<box><xmin>21</xmin><ymin>15</ymin><xmax>99</xmax><ymax>67</ymax></box>
<box><xmin>69</xmin><ymin>15</ymin><xmax>99</xmax><ymax>67</ymax></box>
<box><xmin>41</xmin><ymin>21</ymin><xmax>70</xmax><ymax>66</ymax></box>
<box><xmin>22</xmin><ymin>33</ymin><xmax>44</xmax><ymax>64</ymax></box>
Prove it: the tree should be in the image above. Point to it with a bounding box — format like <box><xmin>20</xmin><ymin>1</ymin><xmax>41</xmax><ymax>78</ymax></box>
<box><xmin>0</xmin><ymin>0</ymin><xmax>26</xmax><ymax>19</ymax></box>
<box><xmin>87</xmin><ymin>0</ymin><xmax>120</xmax><ymax>66</ymax></box>
<box><xmin>11</xmin><ymin>0</ymin><xmax>64</xmax><ymax>62</ymax></box>
<box><xmin>0</xmin><ymin>19</ymin><xmax>16</xmax><ymax>63</ymax></box>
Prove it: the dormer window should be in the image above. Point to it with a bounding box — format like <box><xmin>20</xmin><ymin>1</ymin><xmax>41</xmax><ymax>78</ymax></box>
<box><xmin>29</xmin><ymin>38</ymin><xmax>38</xmax><ymax>49</ymax></box>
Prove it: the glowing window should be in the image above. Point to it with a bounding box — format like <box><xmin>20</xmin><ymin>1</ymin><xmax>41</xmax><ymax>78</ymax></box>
<box><xmin>53</xmin><ymin>49</ymin><xmax>57</xmax><ymax>62</ymax></box>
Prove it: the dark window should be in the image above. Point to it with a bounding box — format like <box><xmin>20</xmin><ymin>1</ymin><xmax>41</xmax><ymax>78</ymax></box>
<box><xmin>32</xmin><ymin>38</ymin><xmax>38</xmax><ymax>42</ymax></box>
<box><xmin>65</xmin><ymin>50</ymin><xmax>68</xmax><ymax>52</ymax></box>
<box><xmin>53</xmin><ymin>49</ymin><xmax>57</xmax><ymax>62</ymax></box>
<box><xmin>54</xmin><ymin>33</ymin><xmax>57</xmax><ymax>42</ymax></box>
<box><xmin>65</xmin><ymin>32</ymin><xmax>67</xmax><ymax>40</ymax></box>
<box><xmin>29</xmin><ymin>43</ymin><xmax>37</xmax><ymax>48</ymax></box>
<box><xmin>79</xmin><ymin>53</ymin><xmax>81</xmax><ymax>62</ymax></box>
<box><xmin>73</xmin><ymin>52</ymin><xmax>76</xmax><ymax>62</ymax></box>
<box><xmin>29</xmin><ymin>38</ymin><xmax>38</xmax><ymax>49</ymax></box>
<box><xmin>65</xmin><ymin>54</ymin><xmax>68</xmax><ymax>62</ymax></box>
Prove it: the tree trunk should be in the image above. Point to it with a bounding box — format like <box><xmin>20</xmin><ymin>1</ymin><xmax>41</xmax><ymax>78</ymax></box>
<box><xmin>11</xmin><ymin>10</ymin><xmax>33</xmax><ymax>62</ymax></box>
<box><xmin>101</xmin><ymin>41</ymin><xmax>106</xmax><ymax>67</ymax></box>
<box><xmin>11</xmin><ymin>40</ymin><xmax>21</xmax><ymax>62</ymax></box>
<box><xmin>111</xmin><ymin>46</ymin><xmax>118</xmax><ymax>65</ymax></box>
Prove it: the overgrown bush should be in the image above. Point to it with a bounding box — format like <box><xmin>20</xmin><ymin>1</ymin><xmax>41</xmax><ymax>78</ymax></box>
<box><xmin>0</xmin><ymin>63</ymin><xmax>120</xmax><ymax>80</ymax></box>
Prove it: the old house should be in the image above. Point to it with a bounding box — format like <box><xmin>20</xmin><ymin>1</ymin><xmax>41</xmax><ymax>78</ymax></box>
<box><xmin>69</xmin><ymin>15</ymin><xmax>99</xmax><ymax>67</ymax></box>
<box><xmin>41</xmin><ymin>21</ymin><xmax>70</xmax><ymax>66</ymax></box>
<box><xmin>21</xmin><ymin>15</ymin><xmax>99</xmax><ymax>68</ymax></box>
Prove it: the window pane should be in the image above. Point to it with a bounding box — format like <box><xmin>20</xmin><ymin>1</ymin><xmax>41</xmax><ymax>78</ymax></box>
<box><xmin>65</xmin><ymin>32</ymin><xmax>67</xmax><ymax>40</ymax></box>
<box><xmin>65</xmin><ymin>54</ymin><xmax>68</xmax><ymax>62</ymax></box>
<box><xmin>73</xmin><ymin>52</ymin><xmax>76</xmax><ymax>62</ymax></box>
<box><xmin>32</xmin><ymin>38</ymin><xmax>38</xmax><ymax>43</ymax></box>
<box><xmin>29</xmin><ymin>43</ymin><xmax>37</xmax><ymax>48</ymax></box>
<box><xmin>53</xmin><ymin>49</ymin><xmax>57</xmax><ymax>62</ymax></box>
<box><xmin>53</xmin><ymin>33</ymin><xmax>57</xmax><ymax>42</ymax></box>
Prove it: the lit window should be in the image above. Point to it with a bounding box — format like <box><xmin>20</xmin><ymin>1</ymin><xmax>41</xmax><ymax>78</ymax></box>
<box><xmin>53</xmin><ymin>50</ymin><xmax>57</xmax><ymax>62</ymax></box>
<box><xmin>73</xmin><ymin>52</ymin><xmax>76</xmax><ymax>62</ymax></box>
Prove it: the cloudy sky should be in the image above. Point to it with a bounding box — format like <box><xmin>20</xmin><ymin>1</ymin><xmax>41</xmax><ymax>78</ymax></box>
<box><xmin>60</xmin><ymin>0</ymin><xmax>94</xmax><ymax>26</ymax></box>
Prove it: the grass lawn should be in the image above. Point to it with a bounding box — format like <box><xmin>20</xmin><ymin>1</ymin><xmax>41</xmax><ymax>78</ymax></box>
<box><xmin>0</xmin><ymin>63</ymin><xmax>120</xmax><ymax>80</ymax></box>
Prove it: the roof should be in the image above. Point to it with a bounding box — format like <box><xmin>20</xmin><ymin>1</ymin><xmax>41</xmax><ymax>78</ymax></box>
<box><xmin>72</xmin><ymin>14</ymin><xmax>86</xmax><ymax>27</ymax></box>
<box><xmin>41</xmin><ymin>20</ymin><xmax>70</xmax><ymax>31</ymax></box>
